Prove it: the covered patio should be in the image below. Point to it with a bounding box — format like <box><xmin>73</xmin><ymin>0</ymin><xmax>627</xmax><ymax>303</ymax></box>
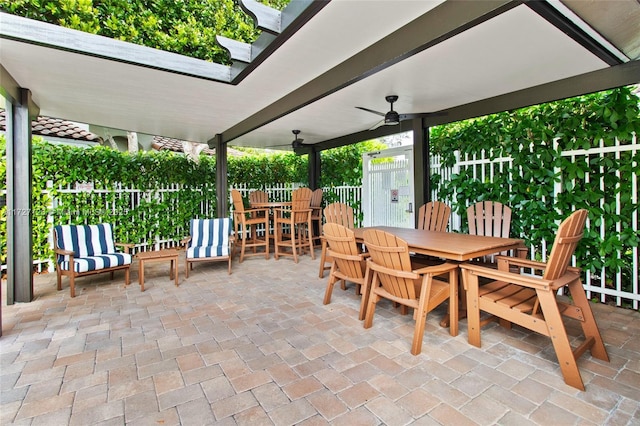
<box><xmin>1</xmin><ymin>255</ymin><xmax>639</xmax><ymax>424</ymax></box>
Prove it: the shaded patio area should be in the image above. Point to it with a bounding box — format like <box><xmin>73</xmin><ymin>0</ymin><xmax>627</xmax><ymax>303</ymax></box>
<box><xmin>1</xmin><ymin>252</ymin><xmax>639</xmax><ymax>425</ymax></box>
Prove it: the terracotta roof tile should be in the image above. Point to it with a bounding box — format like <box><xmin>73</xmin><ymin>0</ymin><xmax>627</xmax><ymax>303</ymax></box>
<box><xmin>0</xmin><ymin>109</ymin><xmax>101</xmax><ymax>142</ymax></box>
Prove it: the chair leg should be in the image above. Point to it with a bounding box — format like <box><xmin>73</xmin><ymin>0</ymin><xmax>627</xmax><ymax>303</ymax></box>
<box><xmin>359</xmin><ymin>266</ymin><xmax>373</xmax><ymax>321</ymax></box>
<box><xmin>185</xmin><ymin>259</ymin><xmax>190</xmax><ymax>278</ymax></box>
<box><xmin>57</xmin><ymin>268</ymin><xmax>62</xmax><ymax>291</ymax></box>
<box><xmin>411</xmin><ymin>311</ymin><xmax>428</xmax><ymax>355</ymax></box>
<box><xmin>125</xmin><ymin>267</ymin><xmax>130</xmax><ymax>285</ymax></box>
<box><xmin>307</xmin><ymin>219</ymin><xmax>315</xmax><ymax>260</ymax></box>
<box><xmin>291</xmin><ymin>223</ymin><xmax>299</xmax><ymax>263</ymax></box>
<box><xmin>363</xmin><ymin>290</ymin><xmax>379</xmax><ymax>329</ymax></box>
<box><xmin>323</xmin><ymin>262</ymin><xmax>338</xmax><ymax>305</ymax></box>
<box><xmin>567</xmin><ymin>279</ymin><xmax>609</xmax><ymax>362</ymax></box>
<box><xmin>318</xmin><ymin>239</ymin><xmax>327</xmax><ymax>278</ymax></box>
<box><xmin>70</xmin><ymin>275</ymin><xmax>76</xmax><ymax>298</ymax></box>
<box><xmin>537</xmin><ymin>289</ymin><xmax>585</xmax><ymax>391</ymax></box>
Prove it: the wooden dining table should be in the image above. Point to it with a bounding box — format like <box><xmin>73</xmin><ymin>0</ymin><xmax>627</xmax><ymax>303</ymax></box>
<box><xmin>353</xmin><ymin>226</ymin><xmax>525</xmax><ymax>336</ymax></box>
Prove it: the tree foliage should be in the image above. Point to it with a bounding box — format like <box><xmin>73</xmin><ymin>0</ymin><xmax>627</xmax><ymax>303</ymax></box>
<box><xmin>0</xmin><ymin>0</ymin><xmax>290</xmax><ymax>63</ymax></box>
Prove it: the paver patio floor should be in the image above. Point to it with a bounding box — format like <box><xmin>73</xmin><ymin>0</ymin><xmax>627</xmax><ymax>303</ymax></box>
<box><xmin>1</xmin><ymin>251</ymin><xmax>639</xmax><ymax>425</ymax></box>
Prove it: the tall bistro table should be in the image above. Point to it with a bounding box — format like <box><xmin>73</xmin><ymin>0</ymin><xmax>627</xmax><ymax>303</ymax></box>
<box><xmin>353</xmin><ymin>226</ymin><xmax>525</xmax><ymax>336</ymax></box>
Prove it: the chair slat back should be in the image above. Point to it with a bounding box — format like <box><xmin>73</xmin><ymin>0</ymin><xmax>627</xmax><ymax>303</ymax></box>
<box><xmin>363</xmin><ymin>229</ymin><xmax>418</xmax><ymax>300</ymax></box>
<box><xmin>323</xmin><ymin>202</ymin><xmax>355</xmax><ymax>229</ymax></box>
<box><xmin>417</xmin><ymin>201</ymin><xmax>451</xmax><ymax>232</ymax></box>
<box><xmin>311</xmin><ymin>189</ymin><xmax>323</xmax><ymax>209</ymax></box>
<box><xmin>467</xmin><ymin>201</ymin><xmax>512</xmax><ymax>238</ymax></box>
<box><xmin>231</xmin><ymin>189</ymin><xmax>247</xmax><ymax>213</ymax></box>
<box><xmin>324</xmin><ymin>223</ymin><xmax>365</xmax><ymax>279</ymax></box>
<box><xmin>291</xmin><ymin>187</ymin><xmax>312</xmax><ymax>222</ymax></box>
<box><xmin>543</xmin><ymin>209</ymin><xmax>587</xmax><ymax>280</ymax></box>
<box><xmin>249</xmin><ymin>190</ymin><xmax>269</xmax><ymax>206</ymax></box>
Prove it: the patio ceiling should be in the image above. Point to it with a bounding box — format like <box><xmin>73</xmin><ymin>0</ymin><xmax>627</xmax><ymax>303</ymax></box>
<box><xmin>1</xmin><ymin>0</ymin><xmax>639</xmax><ymax>152</ymax></box>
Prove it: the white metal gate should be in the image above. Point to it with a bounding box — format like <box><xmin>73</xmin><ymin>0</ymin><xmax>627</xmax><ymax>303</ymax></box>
<box><xmin>362</xmin><ymin>146</ymin><xmax>414</xmax><ymax>227</ymax></box>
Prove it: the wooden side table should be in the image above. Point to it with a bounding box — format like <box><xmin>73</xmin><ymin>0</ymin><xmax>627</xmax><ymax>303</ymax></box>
<box><xmin>135</xmin><ymin>249</ymin><xmax>180</xmax><ymax>291</ymax></box>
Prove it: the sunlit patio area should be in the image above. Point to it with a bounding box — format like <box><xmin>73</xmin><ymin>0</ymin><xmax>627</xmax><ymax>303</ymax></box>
<box><xmin>1</xmin><ymin>252</ymin><xmax>639</xmax><ymax>425</ymax></box>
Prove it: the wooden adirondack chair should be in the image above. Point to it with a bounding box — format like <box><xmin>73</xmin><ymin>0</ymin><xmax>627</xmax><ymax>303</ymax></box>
<box><xmin>362</xmin><ymin>229</ymin><xmax>458</xmax><ymax>354</ymax></box>
<box><xmin>318</xmin><ymin>202</ymin><xmax>355</xmax><ymax>278</ymax></box>
<box><xmin>274</xmin><ymin>187</ymin><xmax>314</xmax><ymax>263</ymax></box>
<box><xmin>231</xmin><ymin>189</ymin><xmax>270</xmax><ymax>262</ymax></box>
<box><xmin>460</xmin><ymin>209</ymin><xmax>609</xmax><ymax>390</ymax></box>
<box><xmin>417</xmin><ymin>201</ymin><xmax>451</xmax><ymax>232</ymax></box>
<box><xmin>322</xmin><ymin>223</ymin><xmax>369</xmax><ymax>306</ymax></box>
<box><xmin>466</xmin><ymin>201</ymin><xmax>528</xmax><ymax>263</ymax></box>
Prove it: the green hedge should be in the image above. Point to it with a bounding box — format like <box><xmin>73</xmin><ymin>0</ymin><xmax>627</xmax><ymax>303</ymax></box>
<box><xmin>0</xmin><ymin>137</ymin><xmax>382</xmax><ymax>265</ymax></box>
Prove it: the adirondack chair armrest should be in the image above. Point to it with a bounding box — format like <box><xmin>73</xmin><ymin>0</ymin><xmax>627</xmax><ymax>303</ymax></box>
<box><xmin>327</xmin><ymin>249</ymin><xmax>367</xmax><ymax>262</ymax></box>
<box><xmin>366</xmin><ymin>258</ymin><xmax>419</xmax><ymax>280</ymax></box>
<box><xmin>460</xmin><ymin>262</ymin><xmax>553</xmax><ymax>291</ymax></box>
<box><xmin>494</xmin><ymin>255</ymin><xmax>547</xmax><ymax>272</ymax></box>
<box><xmin>249</xmin><ymin>207</ymin><xmax>270</xmax><ymax>215</ymax></box>
<box><xmin>115</xmin><ymin>242</ymin><xmax>134</xmax><ymax>253</ymax></box>
<box><xmin>413</xmin><ymin>262</ymin><xmax>458</xmax><ymax>276</ymax></box>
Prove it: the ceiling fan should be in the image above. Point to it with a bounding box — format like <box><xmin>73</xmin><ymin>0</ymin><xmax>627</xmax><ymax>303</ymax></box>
<box><xmin>267</xmin><ymin>130</ymin><xmax>310</xmax><ymax>150</ymax></box>
<box><xmin>290</xmin><ymin>129</ymin><xmax>306</xmax><ymax>149</ymax></box>
<box><xmin>356</xmin><ymin>95</ymin><xmax>446</xmax><ymax>130</ymax></box>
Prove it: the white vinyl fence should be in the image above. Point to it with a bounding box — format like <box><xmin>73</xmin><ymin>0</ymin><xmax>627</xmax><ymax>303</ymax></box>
<box><xmin>4</xmin><ymin>183</ymin><xmax>361</xmax><ymax>273</ymax></box>
<box><xmin>431</xmin><ymin>136</ymin><xmax>639</xmax><ymax>309</ymax></box>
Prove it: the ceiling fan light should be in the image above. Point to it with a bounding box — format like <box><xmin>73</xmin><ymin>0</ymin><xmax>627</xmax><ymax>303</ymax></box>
<box><xmin>384</xmin><ymin>110</ymin><xmax>400</xmax><ymax>124</ymax></box>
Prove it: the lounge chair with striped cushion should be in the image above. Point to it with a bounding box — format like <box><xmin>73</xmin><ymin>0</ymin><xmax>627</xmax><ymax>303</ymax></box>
<box><xmin>54</xmin><ymin>223</ymin><xmax>133</xmax><ymax>297</ymax></box>
<box><xmin>183</xmin><ymin>218</ymin><xmax>234</xmax><ymax>276</ymax></box>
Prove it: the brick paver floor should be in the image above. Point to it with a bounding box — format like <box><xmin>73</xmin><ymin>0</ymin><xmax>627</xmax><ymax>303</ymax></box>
<box><xmin>1</xmin><ymin>251</ymin><xmax>639</xmax><ymax>425</ymax></box>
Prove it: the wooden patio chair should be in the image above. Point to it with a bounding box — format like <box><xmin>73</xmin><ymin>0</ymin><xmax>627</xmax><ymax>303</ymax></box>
<box><xmin>460</xmin><ymin>209</ymin><xmax>609</xmax><ymax>390</ymax></box>
<box><xmin>54</xmin><ymin>223</ymin><xmax>133</xmax><ymax>298</ymax></box>
<box><xmin>417</xmin><ymin>201</ymin><xmax>451</xmax><ymax>232</ymax></box>
<box><xmin>322</xmin><ymin>223</ymin><xmax>369</xmax><ymax>306</ymax></box>
<box><xmin>318</xmin><ymin>202</ymin><xmax>355</xmax><ymax>278</ymax></box>
<box><xmin>412</xmin><ymin>200</ymin><xmax>451</xmax><ymax>265</ymax></box>
<box><xmin>249</xmin><ymin>189</ymin><xmax>270</xmax><ymax>238</ymax></box>
<box><xmin>466</xmin><ymin>201</ymin><xmax>528</xmax><ymax>263</ymax></box>
<box><xmin>274</xmin><ymin>187</ymin><xmax>315</xmax><ymax>263</ymax></box>
<box><xmin>231</xmin><ymin>189</ymin><xmax>270</xmax><ymax>262</ymax></box>
<box><xmin>310</xmin><ymin>188</ymin><xmax>324</xmax><ymax>247</ymax></box>
<box><xmin>362</xmin><ymin>229</ymin><xmax>459</xmax><ymax>354</ymax></box>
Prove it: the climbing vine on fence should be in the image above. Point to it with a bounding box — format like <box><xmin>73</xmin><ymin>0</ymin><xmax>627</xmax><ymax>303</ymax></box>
<box><xmin>430</xmin><ymin>86</ymin><xmax>640</xmax><ymax>300</ymax></box>
<box><xmin>0</xmin><ymin>136</ymin><xmax>379</xmax><ymax>266</ymax></box>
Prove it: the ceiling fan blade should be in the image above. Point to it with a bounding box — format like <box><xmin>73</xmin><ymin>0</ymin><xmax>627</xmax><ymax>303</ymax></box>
<box><xmin>368</xmin><ymin>119</ymin><xmax>386</xmax><ymax>130</ymax></box>
<box><xmin>356</xmin><ymin>106</ymin><xmax>385</xmax><ymax>117</ymax></box>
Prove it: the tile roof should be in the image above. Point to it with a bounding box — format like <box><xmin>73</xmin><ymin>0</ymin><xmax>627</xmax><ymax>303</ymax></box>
<box><xmin>0</xmin><ymin>109</ymin><xmax>101</xmax><ymax>142</ymax></box>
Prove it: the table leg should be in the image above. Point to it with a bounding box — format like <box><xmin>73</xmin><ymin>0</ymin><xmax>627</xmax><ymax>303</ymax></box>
<box><xmin>139</xmin><ymin>260</ymin><xmax>145</xmax><ymax>292</ymax></box>
<box><xmin>448</xmin><ymin>268</ymin><xmax>458</xmax><ymax>336</ymax></box>
<box><xmin>173</xmin><ymin>258</ymin><xmax>179</xmax><ymax>287</ymax></box>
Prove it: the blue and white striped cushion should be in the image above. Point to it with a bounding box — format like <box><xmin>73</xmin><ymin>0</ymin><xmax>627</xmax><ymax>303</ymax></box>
<box><xmin>187</xmin><ymin>218</ymin><xmax>231</xmax><ymax>259</ymax></box>
<box><xmin>58</xmin><ymin>253</ymin><xmax>132</xmax><ymax>273</ymax></box>
<box><xmin>55</xmin><ymin>223</ymin><xmax>116</xmax><ymax>262</ymax></box>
